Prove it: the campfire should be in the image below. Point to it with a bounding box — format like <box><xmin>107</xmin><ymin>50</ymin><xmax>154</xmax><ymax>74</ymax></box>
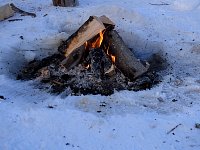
<box><xmin>17</xmin><ymin>16</ymin><xmax>162</xmax><ymax>96</ymax></box>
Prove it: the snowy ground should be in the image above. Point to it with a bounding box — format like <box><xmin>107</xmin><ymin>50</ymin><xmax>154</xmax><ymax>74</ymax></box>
<box><xmin>0</xmin><ymin>0</ymin><xmax>200</xmax><ymax>149</ymax></box>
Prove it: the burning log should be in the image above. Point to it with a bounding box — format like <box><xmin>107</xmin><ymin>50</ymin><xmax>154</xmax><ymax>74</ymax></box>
<box><xmin>58</xmin><ymin>16</ymin><xmax>105</xmax><ymax>56</ymax></box>
<box><xmin>59</xmin><ymin>16</ymin><xmax>105</xmax><ymax>67</ymax></box>
<box><xmin>52</xmin><ymin>0</ymin><xmax>78</xmax><ymax>7</ymax></box>
<box><xmin>103</xmin><ymin>30</ymin><xmax>149</xmax><ymax>80</ymax></box>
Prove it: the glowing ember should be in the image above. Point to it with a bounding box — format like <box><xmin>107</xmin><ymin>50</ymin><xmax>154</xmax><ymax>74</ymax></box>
<box><xmin>85</xmin><ymin>41</ymin><xmax>88</xmax><ymax>49</ymax></box>
<box><xmin>105</xmin><ymin>46</ymin><xmax>115</xmax><ymax>63</ymax></box>
<box><xmin>106</xmin><ymin>46</ymin><xmax>110</xmax><ymax>55</ymax></box>
<box><xmin>111</xmin><ymin>55</ymin><xmax>116</xmax><ymax>63</ymax></box>
<box><xmin>85</xmin><ymin>64</ymin><xmax>90</xmax><ymax>69</ymax></box>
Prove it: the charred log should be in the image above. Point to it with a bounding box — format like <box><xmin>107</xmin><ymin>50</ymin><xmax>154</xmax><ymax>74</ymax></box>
<box><xmin>61</xmin><ymin>45</ymin><xmax>85</xmax><ymax>70</ymax></box>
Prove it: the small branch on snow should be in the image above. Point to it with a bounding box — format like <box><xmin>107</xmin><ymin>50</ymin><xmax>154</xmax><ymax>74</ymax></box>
<box><xmin>167</xmin><ymin>124</ymin><xmax>182</xmax><ymax>134</ymax></box>
<box><xmin>8</xmin><ymin>19</ymin><xmax>23</xmax><ymax>22</ymax></box>
<box><xmin>149</xmin><ymin>2</ymin><xmax>170</xmax><ymax>6</ymax></box>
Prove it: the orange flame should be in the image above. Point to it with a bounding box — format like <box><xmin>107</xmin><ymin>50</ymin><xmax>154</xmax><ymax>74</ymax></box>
<box><xmin>105</xmin><ymin>45</ymin><xmax>115</xmax><ymax>63</ymax></box>
<box><xmin>84</xmin><ymin>30</ymin><xmax>116</xmax><ymax>64</ymax></box>
<box><xmin>99</xmin><ymin>31</ymin><xmax>104</xmax><ymax>47</ymax></box>
<box><xmin>91</xmin><ymin>31</ymin><xmax>104</xmax><ymax>48</ymax></box>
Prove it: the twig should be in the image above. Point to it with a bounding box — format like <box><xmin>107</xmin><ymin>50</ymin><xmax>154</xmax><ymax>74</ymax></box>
<box><xmin>10</xmin><ymin>3</ymin><xmax>36</xmax><ymax>18</ymax></box>
<box><xmin>8</xmin><ymin>19</ymin><xmax>23</xmax><ymax>22</ymax></box>
<box><xmin>149</xmin><ymin>2</ymin><xmax>170</xmax><ymax>6</ymax></box>
<box><xmin>19</xmin><ymin>49</ymin><xmax>38</xmax><ymax>51</ymax></box>
<box><xmin>52</xmin><ymin>80</ymin><xmax>64</xmax><ymax>86</ymax></box>
<box><xmin>167</xmin><ymin>124</ymin><xmax>182</xmax><ymax>134</ymax></box>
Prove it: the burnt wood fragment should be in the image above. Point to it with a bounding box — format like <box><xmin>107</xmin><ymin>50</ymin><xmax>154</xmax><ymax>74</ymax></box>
<box><xmin>52</xmin><ymin>0</ymin><xmax>78</xmax><ymax>7</ymax></box>
<box><xmin>61</xmin><ymin>45</ymin><xmax>85</xmax><ymax>70</ymax></box>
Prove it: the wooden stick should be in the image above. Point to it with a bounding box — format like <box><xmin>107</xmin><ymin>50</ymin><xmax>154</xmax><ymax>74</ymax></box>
<box><xmin>8</xmin><ymin>19</ymin><xmax>23</xmax><ymax>22</ymax></box>
<box><xmin>167</xmin><ymin>124</ymin><xmax>182</xmax><ymax>134</ymax></box>
<box><xmin>149</xmin><ymin>3</ymin><xmax>170</xmax><ymax>6</ymax></box>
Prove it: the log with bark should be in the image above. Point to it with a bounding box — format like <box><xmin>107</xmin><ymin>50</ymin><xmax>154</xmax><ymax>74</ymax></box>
<box><xmin>0</xmin><ymin>4</ymin><xmax>14</xmax><ymax>21</ymax></box>
<box><xmin>0</xmin><ymin>3</ymin><xmax>36</xmax><ymax>21</ymax></box>
<box><xmin>58</xmin><ymin>16</ymin><xmax>105</xmax><ymax>68</ymax></box>
<box><xmin>102</xmin><ymin>30</ymin><xmax>149</xmax><ymax>80</ymax></box>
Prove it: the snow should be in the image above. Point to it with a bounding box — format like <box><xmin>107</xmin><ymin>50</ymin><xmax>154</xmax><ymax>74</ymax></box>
<box><xmin>0</xmin><ymin>0</ymin><xmax>200</xmax><ymax>149</ymax></box>
<box><xmin>173</xmin><ymin>0</ymin><xmax>200</xmax><ymax>11</ymax></box>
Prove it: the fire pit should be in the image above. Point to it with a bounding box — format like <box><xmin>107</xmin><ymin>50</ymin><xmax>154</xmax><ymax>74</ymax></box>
<box><xmin>17</xmin><ymin>16</ymin><xmax>165</xmax><ymax>96</ymax></box>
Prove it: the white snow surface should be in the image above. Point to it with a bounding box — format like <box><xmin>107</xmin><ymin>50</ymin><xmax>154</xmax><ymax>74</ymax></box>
<box><xmin>0</xmin><ymin>0</ymin><xmax>200</xmax><ymax>149</ymax></box>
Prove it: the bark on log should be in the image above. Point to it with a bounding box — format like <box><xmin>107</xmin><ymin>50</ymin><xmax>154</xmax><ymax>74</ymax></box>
<box><xmin>52</xmin><ymin>0</ymin><xmax>78</xmax><ymax>7</ymax></box>
<box><xmin>103</xmin><ymin>30</ymin><xmax>149</xmax><ymax>80</ymax></box>
<box><xmin>99</xmin><ymin>15</ymin><xmax>115</xmax><ymax>30</ymax></box>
